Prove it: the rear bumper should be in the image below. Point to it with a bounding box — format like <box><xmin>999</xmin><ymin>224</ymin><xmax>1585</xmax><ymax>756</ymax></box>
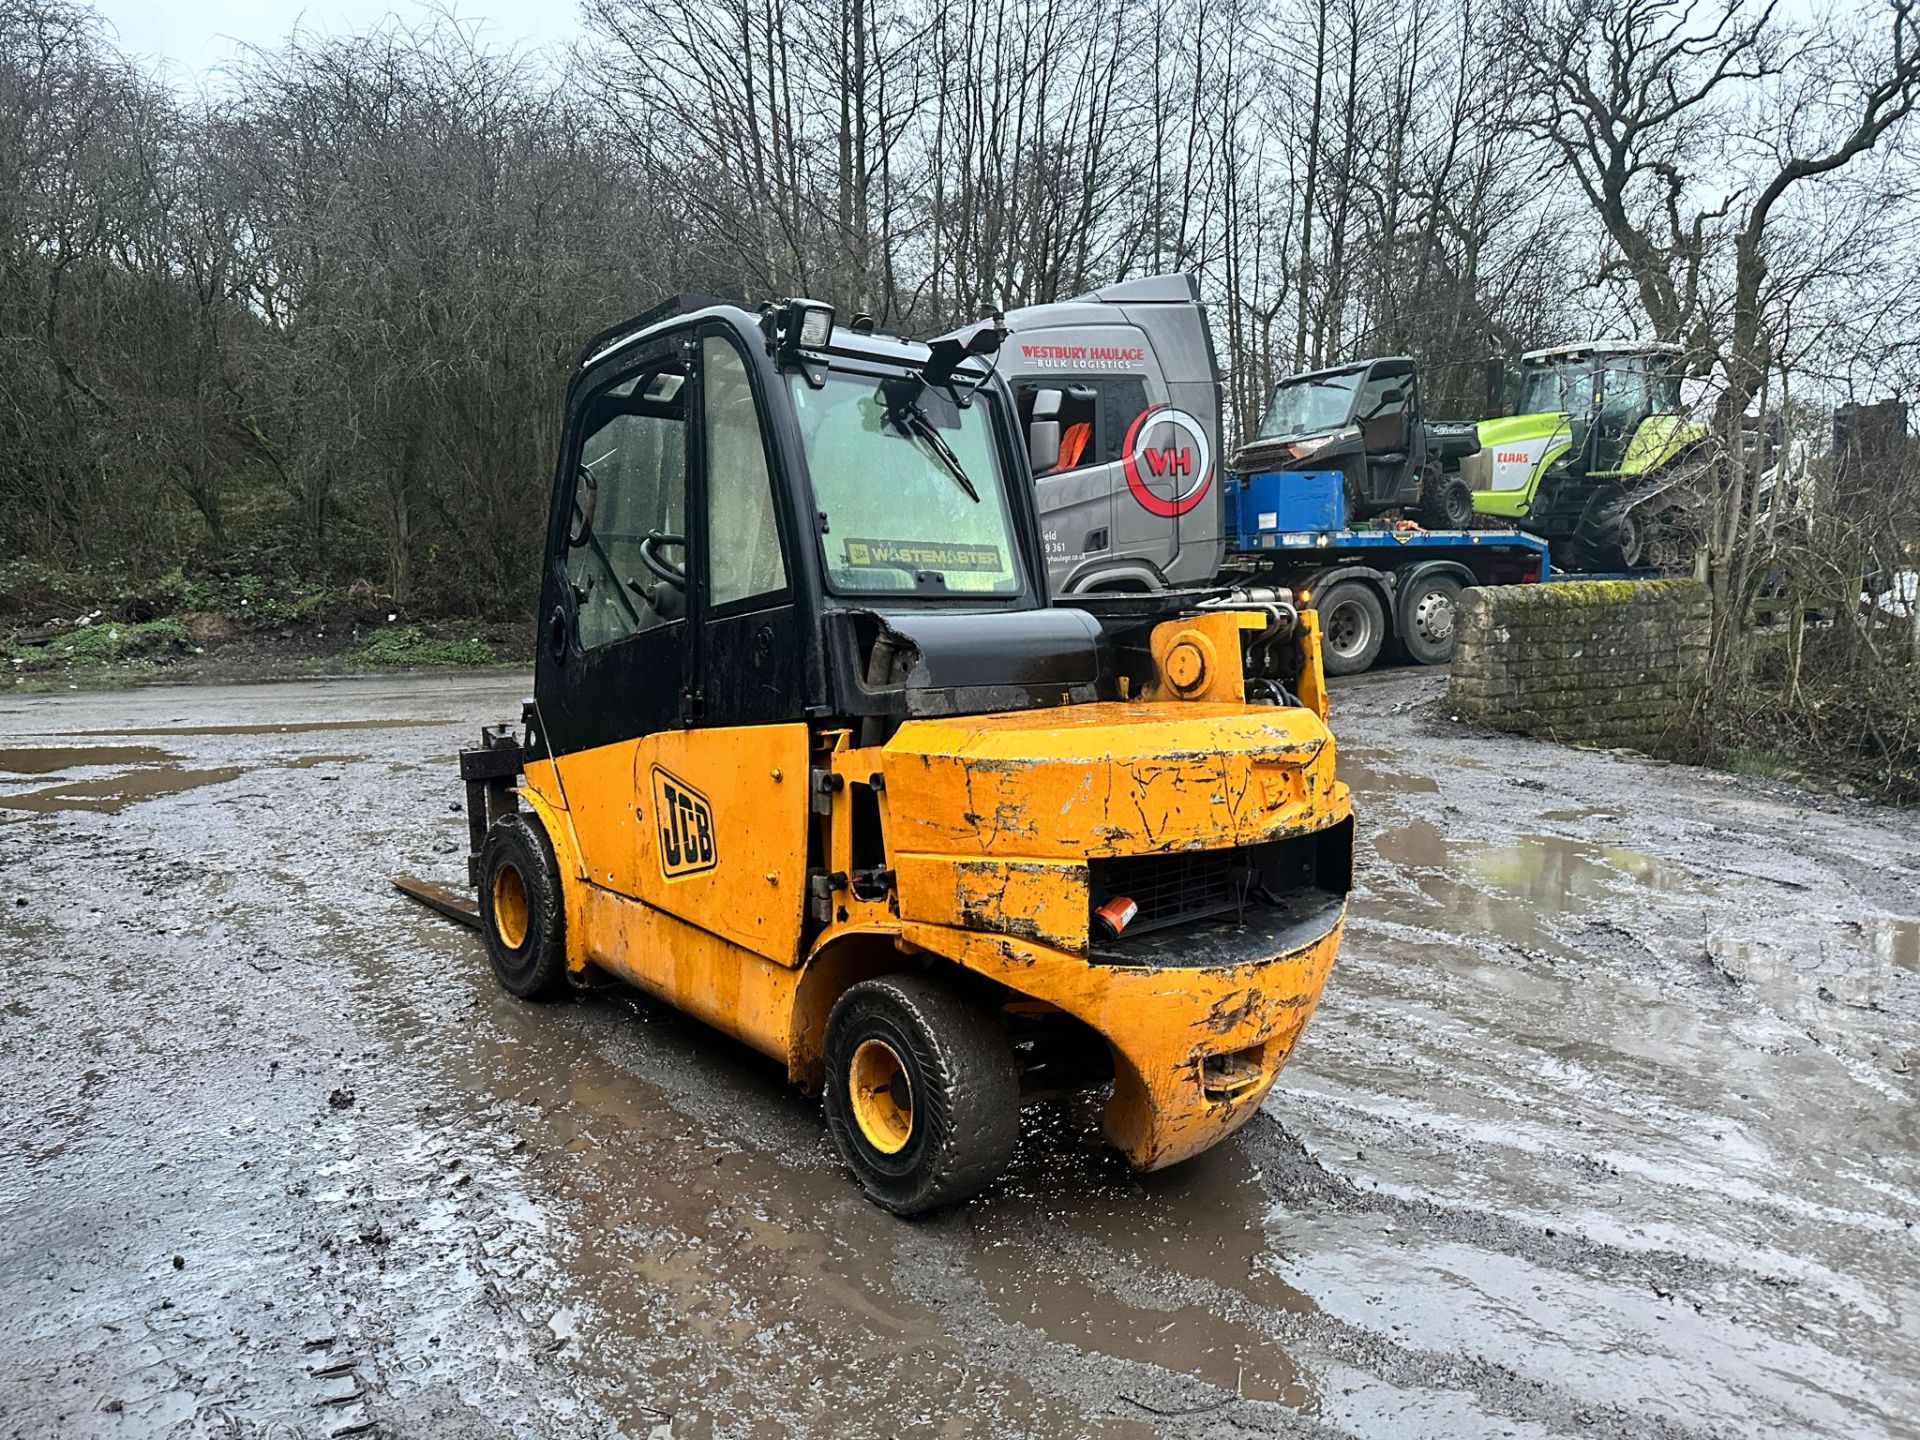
<box><xmin>900</xmin><ymin>906</ymin><xmax>1345</xmax><ymax>1171</ymax></box>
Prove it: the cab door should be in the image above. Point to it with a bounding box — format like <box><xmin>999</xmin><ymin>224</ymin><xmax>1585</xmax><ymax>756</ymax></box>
<box><xmin>538</xmin><ymin>326</ymin><xmax>813</xmax><ymax>964</ymax></box>
<box><xmin>536</xmin><ymin>341</ymin><xmax>697</xmax><ymax>898</ymax></box>
<box><xmin>1018</xmin><ymin>380</ymin><xmax>1114</xmax><ymax>588</ymax></box>
<box><xmin>631</xmin><ymin>329</ymin><xmax>812</xmax><ymax>966</ymax></box>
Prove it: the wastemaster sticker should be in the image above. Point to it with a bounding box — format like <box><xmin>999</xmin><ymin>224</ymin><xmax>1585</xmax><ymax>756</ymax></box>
<box><xmin>843</xmin><ymin>539</ymin><xmax>1004</xmax><ymax>572</ymax></box>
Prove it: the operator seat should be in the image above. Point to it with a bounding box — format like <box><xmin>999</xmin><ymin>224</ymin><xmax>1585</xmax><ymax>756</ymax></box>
<box><xmin>1057</xmin><ymin>420</ymin><xmax>1091</xmax><ymax>471</ymax></box>
<box><xmin>1361</xmin><ymin>410</ymin><xmax>1407</xmax><ymax>460</ymax></box>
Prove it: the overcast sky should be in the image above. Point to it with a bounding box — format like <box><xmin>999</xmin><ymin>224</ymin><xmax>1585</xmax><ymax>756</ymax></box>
<box><xmin>95</xmin><ymin>0</ymin><xmax>581</xmax><ymax>81</ymax></box>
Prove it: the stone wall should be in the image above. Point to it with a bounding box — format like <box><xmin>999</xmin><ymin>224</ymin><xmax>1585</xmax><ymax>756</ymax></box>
<box><xmin>1448</xmin><ymin>580</ymin><xmax>1710</xmax><ymax>751</ymax></box>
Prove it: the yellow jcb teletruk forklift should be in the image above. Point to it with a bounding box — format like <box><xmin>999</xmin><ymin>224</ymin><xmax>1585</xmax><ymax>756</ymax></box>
<box><xmin>421</xmin><ymin>295</ymin><xmax>1354</xmax><ymax>1213</ymax></box>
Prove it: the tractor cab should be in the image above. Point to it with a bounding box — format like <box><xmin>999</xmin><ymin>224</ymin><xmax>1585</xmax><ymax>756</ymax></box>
<box><xmin>1234</xmin><ymin>357</ymin><xmax>1476</xmax><ymax>530</ymax></box>
<box><xmin>1508</xmin><ymin>342</ymin><xmax>1685</xmax><ymax>479</ymax></box>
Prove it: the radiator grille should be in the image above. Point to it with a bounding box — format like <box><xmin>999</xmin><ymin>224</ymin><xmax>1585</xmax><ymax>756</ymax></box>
<box><xmin>1090</xmin><ymin>849</ymin><xmax>1244</xmax><ymax>937</ymax></box>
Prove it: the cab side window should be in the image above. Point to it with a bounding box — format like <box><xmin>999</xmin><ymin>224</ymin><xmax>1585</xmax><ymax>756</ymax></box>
<box><xmin>1092</xmin><ymin>377</ymin><xmax>1151</xmax><ymax>464</ymax></box>
<box><xmin>1017</xmin><ymin>376</ymin><xmax>1151</xmax><ymax>474</ymax></box>
<box><xmin>565</xmin><ymin>362</ymin><xmax>689</xmax><ymax>651</ymax></box>
<box><xmin>703</xmin><ymin>336</ymin><xmax>788</xmax><ymax>608</ymax></box>
<box><xmin>1356</xmin><ymin>370</ymin><xmax>1411</xmax><ymax>453</ymax></box>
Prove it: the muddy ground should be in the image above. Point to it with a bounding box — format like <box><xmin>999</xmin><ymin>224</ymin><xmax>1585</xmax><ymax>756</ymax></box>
<box><xmin>1</xmin><ymin>668</ymin><xmax>1916</xmax><ymax>1439</ymax></box>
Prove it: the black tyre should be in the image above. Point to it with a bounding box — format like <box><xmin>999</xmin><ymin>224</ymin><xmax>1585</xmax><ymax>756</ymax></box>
<box><xmin>1315</xmin><ymin>580</ymin><xmax>1387</xmax><ymax>677</ymax></box>
<box><xmin>1570</xmin><ymin>487</ymin><xmax>1642</xmax><ymax>572</ymax></box>
<box><xmin>823</xmin><ymin>975</ymin><xmax>1019</xmax><ymax>1215</ymax></box>
<box><xmin>477</xmin><ymin>813</ymin><xmax>567</xmax><ymax>1000</ymax></box>
<box><xmin>1417</xmin><ymin>469</ymin><xmax>1475</xmax><ymax>531</ymax></box>
<box><xmin>1573</xmin><ymin>485</ymin><xmax>1704</xmax><ymax>574</ymax></box>
<box><xmin>1398</xmin><ymin>573</ymin><xmax>1464</xmax><ymax>666</ymax></box>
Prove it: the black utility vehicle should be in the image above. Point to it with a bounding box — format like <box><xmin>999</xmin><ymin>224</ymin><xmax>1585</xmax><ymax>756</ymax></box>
<box><xmin>1233</xmin><ymin>357</ymin><xmax>1479</xmax><ymax>529</ymax></box>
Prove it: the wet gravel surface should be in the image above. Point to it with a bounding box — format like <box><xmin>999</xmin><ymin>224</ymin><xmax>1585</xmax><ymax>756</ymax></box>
<box><xmin>2</xmin><ymin>668</ymin><xmax>1917</xmax><ymax>1439</ymax></box>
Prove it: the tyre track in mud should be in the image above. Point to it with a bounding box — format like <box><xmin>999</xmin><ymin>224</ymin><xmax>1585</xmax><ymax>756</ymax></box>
<box><xmin>1</xmin><ymin>671</ymin><xmax>1916</xmax><ymax>1438</ymax></box>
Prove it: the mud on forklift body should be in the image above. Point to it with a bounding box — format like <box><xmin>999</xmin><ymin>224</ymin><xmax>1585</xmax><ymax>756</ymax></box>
<box><xmin>455</xmin><ymin>295</ymin><xmax>1354</xmax><ymax>1213</ymax></box>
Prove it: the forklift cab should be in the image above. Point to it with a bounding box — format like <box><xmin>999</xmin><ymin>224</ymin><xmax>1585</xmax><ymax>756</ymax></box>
<box><xmin>537</xmin><ymin>299</ymin><xmax>1056</xmax><ymax>761</ymax></box>
<box><xmin>1244</xmin><ymin>357</ymin><xmax>1428</xmax><ymax>519</ymax></box>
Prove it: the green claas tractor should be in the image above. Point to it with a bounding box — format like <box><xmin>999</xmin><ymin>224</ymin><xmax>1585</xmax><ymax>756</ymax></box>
<box><xmin>1464</xmin><ymin>341</ymin><xmax>1712</xmax><ymax>573</ymax></box>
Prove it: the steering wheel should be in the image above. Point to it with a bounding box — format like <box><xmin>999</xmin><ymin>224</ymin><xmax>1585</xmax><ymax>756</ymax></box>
<box><xmin>640</xmin><ymin>530</ymin><xmax>686</xmax><ymax>588</ymax></box>
<box><xmin>567</xmin><ymin>465</ymin><xmax>598</xmax><ymax>548</ymax></box>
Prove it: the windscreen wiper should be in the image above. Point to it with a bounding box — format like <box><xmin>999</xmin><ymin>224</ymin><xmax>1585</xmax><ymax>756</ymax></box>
<box><xmin>892</xmin><ymin>400</ymin><xmax>980</xmax><ymax>503</ymax></box>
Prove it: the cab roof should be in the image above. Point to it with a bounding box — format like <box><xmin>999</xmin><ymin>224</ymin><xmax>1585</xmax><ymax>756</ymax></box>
<box><xmin>1276</xmin><ymin>355</ymin><xmax>1415</xmax><ymax>387</ymax></box>
<box><xmin>575</xmin><ymin>294</ymin><xmax>953</xmax><ymax>375</ymax></box>
<box><xmin>1520</xmin><ymin>339</ymin><xmax>1683</xmax><ymax>364</ymax></box>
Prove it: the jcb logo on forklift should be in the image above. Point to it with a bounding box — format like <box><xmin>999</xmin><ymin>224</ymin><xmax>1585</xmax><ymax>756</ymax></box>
<box><xmin>652</xmin><ymin>767</ymin><xmax>716</xmax><ymax>877</ymax></box>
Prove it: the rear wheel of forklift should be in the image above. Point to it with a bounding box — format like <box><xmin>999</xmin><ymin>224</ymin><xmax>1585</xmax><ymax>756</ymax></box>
<box><xmin>824</xmin><ymin>975</ymin><xmax>1020</xmax><ymax>1215</ymax></box>
<box><xmin>478</xmin><ymin>814</ymin><xmax>567</xmax><ymax>1000</ymax></box>
<box><xmin>1316</xmin><ymin>580</ymin><xmax>1387</xmax><ymax>676</ymax></box>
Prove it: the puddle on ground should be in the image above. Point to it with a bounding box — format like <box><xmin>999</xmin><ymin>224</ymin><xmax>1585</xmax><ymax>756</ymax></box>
<box><xmin>0</xmin><ymin>747</ymin><xmax>361</xmax><ymax>815</ymax></box>
<box><xmin>0</xmin><ymin>744</ymin><xmax>176</xmax><ymax>774</ymax></box>
<box><xmin>966</xmin><ymin>1133</ymin><xmax>1322</xmax><ymax>1413</ymax></box>
<box><xmin>1374</xmin><ymin>825</ymin><xmax>1694</xmax><ymax>902</ymax></box>
<box><xmin>0</xmin><ymin>766</ymin><xmax>247</xmax><ymax>815</ymax></box>
<box><xmin>1368</xmin><ymin>824</ymin><xmax>1702</xmax><ymax>952</ymax></box>
<box><xmin>1338</xmin><ymin>747</ymin><xmax>1439</xmax><ymax>795</ymax></box>
<box><xmin>1867</xmin><ymin>916</ymin><xmax>1920</xmax><ymax>973</ymax></box>
<box><xmin>1710</xmin><ymin>914</ymin><xmax>1920</xmax><ymax>1013</ymax></box>
<box><xmin>44</xmin><ymin>718</ymin><xmax>444</xmax><ymax>737</ymax></box>
<box><xmin>1471</xmin><ymin>835</ymin><xmax>1695</xmax><ymax>905</ymax></box>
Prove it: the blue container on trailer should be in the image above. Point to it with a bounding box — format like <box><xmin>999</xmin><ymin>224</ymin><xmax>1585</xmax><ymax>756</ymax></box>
<box><xmin>1227</xmin><ymin>469</ymin><xmax>1346</xmax><ymax>548</ymax></box>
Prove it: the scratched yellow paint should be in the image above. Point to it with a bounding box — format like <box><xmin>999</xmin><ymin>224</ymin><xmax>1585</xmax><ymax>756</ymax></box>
<box><xmin>882</xmin><ymin>702</ymin><xmax>1338</xmax><ymax>862</ymax></box>
<box><xmin>901</xmin><ymin>916</ymin><xmax>1346</xmax><ymax>1169</ymax></box>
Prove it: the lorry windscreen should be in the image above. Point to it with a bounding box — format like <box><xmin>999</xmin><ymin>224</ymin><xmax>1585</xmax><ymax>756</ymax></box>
<box><xmin>789</xmin><ymin>369</ymin><xmax>1024</xmax><ymax>597</ymax></box>
<box><xmin>1257</xmin><ymin>372</ymin><xmax>1361</xmax><ymax>439</ymax></box>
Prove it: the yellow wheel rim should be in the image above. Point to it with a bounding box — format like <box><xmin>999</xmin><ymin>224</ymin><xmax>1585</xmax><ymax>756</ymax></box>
<box><xmin>849</xmin><ymin>1038</ymin><xmax>914</xmax><ymax>1155</ymax></box>
<box><xmin>492</xmin><ymin>864</ymin><xmax>530</xmax><ymax>949</ymax></box>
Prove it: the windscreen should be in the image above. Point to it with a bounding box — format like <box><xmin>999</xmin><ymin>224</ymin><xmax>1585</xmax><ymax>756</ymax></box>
<box><xmin>789</xmin><ymin>370</ymin><xmax>1023</xmax><ymax>596</ymax></box>
<box><xmin>1514</xmin><ymin>359</ymin><xmax>1593</xmax><ymax>418</ymax></box>
<box><xmin>1256</xmin><ymin>372</ymin><xmax>1361</xmax><ymax>439</ymax></box>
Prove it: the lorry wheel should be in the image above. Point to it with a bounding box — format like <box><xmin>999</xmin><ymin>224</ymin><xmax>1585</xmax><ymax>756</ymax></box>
<box><xmin>1398</xmin><ymin>574</ymin><xmax>1464</xmax><ymax>665</ymax></box>
<box><xmin>1315</xmin><ymin>581</ymin><xmax>1387</xmax><ymax>676</ymax></box>
<box><xmin>477</xmin><ymin>814</ymin><xmax>567</xmax><ymax>1001</ymax></box>
<box><xmin>1417</xmin><ymin>470</ymin><xmax>1474</xmax><ymax>531</ymax></box>
<box><xmin>824</xmin><ymin>975</ymin><xmax>1019</xmax><ymax>1215</ymax></box>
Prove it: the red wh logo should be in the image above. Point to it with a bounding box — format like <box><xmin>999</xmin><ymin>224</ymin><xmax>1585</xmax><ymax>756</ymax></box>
<box><xmin>1143</xmin><ymin>447</ymin><xmax>1194</xmax><ymax>478</ymax></box>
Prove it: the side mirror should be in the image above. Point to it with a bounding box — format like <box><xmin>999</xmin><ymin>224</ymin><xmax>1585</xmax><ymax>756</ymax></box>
<box><xmin>1031</xmin><ymin>387</ymin><xmax>1064</xmax><ymax>421</ymax></box>
<box><xmin>925</xmin><ymin>314</ymin><xmax>1007</xmax><ymax>384</ymax></box>
<box><xmin>567</xmin><ymin>465</ymin><xmax>599</xmax><ymax>549</ymax></box>
<box><xmin>1378</xmin><ymin>387</ymin><xmax>1405</xmax><ymax>407</ymax></box>
<box><xmin>1029</xmin><ymin>419</ymin><xmax>1062</xmax><ymax>474</ymax></box>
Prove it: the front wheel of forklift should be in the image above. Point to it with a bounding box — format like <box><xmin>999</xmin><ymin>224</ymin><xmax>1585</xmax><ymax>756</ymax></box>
<box><xmin>824</xmin><ymin>976</ymin><xmax>1020</xmax><ymax>1215</ymax></box>
<box><xmin>477</xmin><ymin>814</ymin><xmax>567</xmax><ymax>1001</ymax></box>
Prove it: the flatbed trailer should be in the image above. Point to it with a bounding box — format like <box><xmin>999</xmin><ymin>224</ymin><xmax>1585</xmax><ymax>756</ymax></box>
<box><xmin>1220</xmin><ymin>467</ymin><xmax>1551</xmax><ymax>675</ymax></box>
